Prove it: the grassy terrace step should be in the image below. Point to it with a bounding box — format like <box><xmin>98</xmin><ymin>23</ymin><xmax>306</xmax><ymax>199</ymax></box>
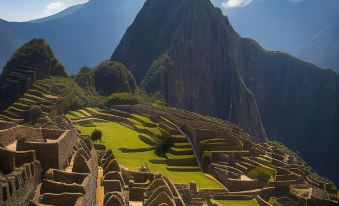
<box><xmin>199</xmin><ymin>138</ymin><xmax>228</xmax><ymax>144</ymax></box>
<box><xmin>12</xmin><ymin>102</ymin><xmax>30</xmax><ymax>110</ymax></box>
<box><xmin>168</xmin><ymin>147</ymin><xmax>194</xmax><ymax>155</ymax></box>
<box><xmin>171</xmin><ymin>135</ymin><xmax>189</xmax><ymax>143</ymax></box>
<box><xmin>166</xmin><ymin>166</ymin><xmax>202</xmax><ymax>172</ymax></box>
<box><xmin>26</xmin><ymin>89</ymin><xmax>44</xmax><ymax>97</ymax></box>
<box><xmin>234</xmin><ymin>163</ymin><xmax>249</xmax><ymax>173</ymax></box>
<box><xmin>12</xmin><ymin>68</ymin><xmax>35</xmax><ymax>74</ymax></box>
<box><xmin>7</xmin><ymin>106</ymin><xmax>26</xmax><ymax>114</ymax></box>
<box><xmin>202</xmin><ymin>151</ymin><xmax>250</xmax><ymax>161</ymax></box>
<box><xmin>166</xmin><ymin>153</ymin><xmax>198</xmax><ymax>166</ymax></box>
<box><xmin>32</xmin><ymin>84</ymin><xmax>49</xmax><ymax>93</ymax></box>
<box><xmin>75</xmin><ymin>121</ymin><xmax>222</xmax><ymax>189</ymax></box>
<box><xmin>200</xmin><ymin>142</ymin><xmax>243</xmax><ymax>152</ymax></box>
<box><xmin>69</xmin><ymin>111</ymin><xmax>87</xmax><ymax>118</ymax></box>
<box><xmin>0</xmin><ymin>114</ymin><xmax>24</xmax><ymax>123</ymax></box>
<box><xmin>173</xmin><ymin>142</ymin><xmax>192</xmax><ymax>148</ymax></box>
<box><xmin>23</xmin><ymin>94</ymin><xmax>51</xmax><ymax>103</ymax></box>
<box><xmin>3</xmin><ymin>110</ymin><xmax>20</xmax><ymax>118</ymax></box>
<box><xmin>18</xmin><ymin>98</ymin><xmax>37</xmax><ymax>105</ymax></box>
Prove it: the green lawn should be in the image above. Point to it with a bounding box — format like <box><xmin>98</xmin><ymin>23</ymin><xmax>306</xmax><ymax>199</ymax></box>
<box><xmin>213</xmin><ymin>199</ymin><xmax>260</xmax><ymax>206</ymax></box>
<box><xmin>76</xmin><ymin>121</ymin><xmax>223</xmax><ymax>189</ymax></box>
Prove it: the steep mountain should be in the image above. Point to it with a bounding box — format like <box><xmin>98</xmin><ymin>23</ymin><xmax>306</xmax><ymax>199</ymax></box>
<box><xmin>112</xmin><ymin>0</ymin><xmax>267</xmax><ymax>141</ymax></box>
<box><xmin>212</xmin><ymin>0</ymin><xmax>339</xmax><ymax>73</ymax></box>
<box><xmin>0</xmin><ymin>0</ymin><xmax>145</xmax><ymax>73</ymax></box>
<box><xmin>112</xmin><ymin>0</ymin><xmax>339</xmax><ymax>185</ymax></box>
<box><xmin>0</xmin><ymin>38</ymin><xmax>66</xmax><ymax>111</ymax></box>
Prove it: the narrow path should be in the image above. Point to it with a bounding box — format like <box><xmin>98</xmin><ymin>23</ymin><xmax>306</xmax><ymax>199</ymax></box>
<box><xmin>96</xmin><ymin>167</ymin><xmax>104</xmax><ymax>206</ymax></box>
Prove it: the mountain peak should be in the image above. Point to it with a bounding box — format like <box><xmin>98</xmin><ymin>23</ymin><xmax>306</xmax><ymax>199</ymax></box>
<box><xmin>112</xmin><ymin>0</ymin><xmax>266</xmax><ymax>141</ymax></box>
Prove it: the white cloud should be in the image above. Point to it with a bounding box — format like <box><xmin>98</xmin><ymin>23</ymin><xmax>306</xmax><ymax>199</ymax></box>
<box><xmin>42</xmin><ymin>1</ymin><xmax>66</xmax><ymax>16</ymax></box>
<box><xmin>222</xmin><ymin>0</ymin><xmax>253</xmax><ymax>8</ymax></box>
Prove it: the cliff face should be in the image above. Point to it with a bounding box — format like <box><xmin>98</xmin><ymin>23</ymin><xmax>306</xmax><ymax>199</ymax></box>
<box><xmin>0</xmin><ymin>38</ymin><xmax>66</xmax><ymax>111</ymax></box>
<box><xmin>112</xmin><ymin>0</ymin><xmax>339</xmax><ymax>184</ymax></box>
<box><xmin>238</xmin><ymin>39</ymin><xmax>339</xmax><ymax>183</ymax></box>
<box><xmin>112</xmin><ymin>0</ymin><xmax>267</xmax><ymax>141</ymax></box>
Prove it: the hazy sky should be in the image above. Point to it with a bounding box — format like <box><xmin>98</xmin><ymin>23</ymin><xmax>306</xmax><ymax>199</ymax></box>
<box><xmin>0</xmin><ymin>0</ymin><xmax>89</xmax><ymax>22</ymax></box>
<box><xmin>0</xmin><ymin>0</ymin><xmax>304</xmax><ymax>22</ymax></box>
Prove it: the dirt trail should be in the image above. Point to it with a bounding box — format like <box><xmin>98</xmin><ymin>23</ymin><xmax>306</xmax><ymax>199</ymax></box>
<box><xmin>96</xmin><ymin>167</ymin><xmax>104</xmax><ymax>206</ymax></box>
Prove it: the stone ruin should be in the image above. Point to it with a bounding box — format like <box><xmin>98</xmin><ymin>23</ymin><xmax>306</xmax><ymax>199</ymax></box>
<box><xmin>0</xmin><ymin>147</ymin><xmax>41</xmax><ymax>206</ymax></box>
<box><xmin>98</xmin><ymin>149</ymin><xmax>186</xmax><ymax>206</ymax></box>
<box><xmin>0</xmin><ymin>124</ymin><xmax>98</xmax><ymax>206</ymax></box>
<box><xmin>30</xmin><ymin>137</ymin><xmax>98</xmax><ymax>206</ymax></box>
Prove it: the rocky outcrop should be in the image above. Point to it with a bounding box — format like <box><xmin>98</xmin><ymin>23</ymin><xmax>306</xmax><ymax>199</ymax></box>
<box><xmin>112</xmin><ymin>0</ymin><xmax>266</xmax><ymax>141</ymax></box>
<box><xmin>0</xmin><ymin>38</ymin><xmax>67</xmax><ymax>111</ymax></box>
<box><xmin>112</xmin><ymin>0</ymin><xmax>339</xmax><ymax>184</ymax></box>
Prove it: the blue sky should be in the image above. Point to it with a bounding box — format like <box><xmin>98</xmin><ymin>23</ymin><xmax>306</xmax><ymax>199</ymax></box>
<box><xmin>0</xmin><ymin>0</ymin><xmax>89</xmax><ymax>22</ymax></box>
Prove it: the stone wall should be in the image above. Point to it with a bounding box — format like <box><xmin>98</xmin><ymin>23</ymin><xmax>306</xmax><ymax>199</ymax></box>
<box><xmin>0</xmin><ymin>126</ymin><xmax>43</xmax><ymax>147</ymax></box>
<box><xmin>57</xmin><ymin>130</ymin><xmax>79</xmax><ymax>169</ymax></box>
<box><xmin>0</xmin><ymin>148</ymin><xmax>41</xmax><ymax>206</ymax></box>
<box><xmin>17</xmin><ymin>139</ymin><xmax>59</xmax><ymax>173</ymax></box>
<box><xmin>31</xmin><ymin>136</ymin><xmax>97</xmax><ymax>206</ymax></box>
<box><xmin>17</xmin><ymin>129</ymin><xmax>79</xmax><ymax>173</ymax></box>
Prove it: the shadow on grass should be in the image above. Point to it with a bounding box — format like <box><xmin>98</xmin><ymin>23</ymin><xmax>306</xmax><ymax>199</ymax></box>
<box><xmin>119</xmin><ymin>147</ymin><xmax>155</xmax><ymax>153</ymax></box>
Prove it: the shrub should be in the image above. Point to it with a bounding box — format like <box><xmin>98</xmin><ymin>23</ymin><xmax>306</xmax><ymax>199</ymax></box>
<box><xmin>105</xmin><ymin>92</ymin><xmax>141</xmax><ymax>106</ymax></box>
<box><xmin>91</xmin><ymin>129</ymin><xmax>102</xmax><ymax>142</ymax></box>
<box><xmin>28</xmin><ymin>105</ymin><xmax>42</xmax><ymax>122</ymax></box>
<box><xmin>247</xmin><ymin>166</ymin><xmax>276</xmax><ymax>184</ymax></box>
<box><xmin>155</xmin><ymin>134</ymin><xmax>173</xmax><ymax>157</ymax></box>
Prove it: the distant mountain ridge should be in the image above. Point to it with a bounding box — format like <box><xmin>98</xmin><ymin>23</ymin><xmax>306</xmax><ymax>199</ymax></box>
<box><xmin>29</xmin><ymin>4</ymin><xmax>84</xmax><ymax>23</ymax></box>
<box><xmin>112</xmin><ymin>0</ymin><xmax>339</xmax><ymax>185</ymax></box>
<box><xmin>213</xmin><ymin>0</ymin><xmax>339</xmax><ymax>73</ymax></box>
<box><xmin>0</xmin><ymin>0</ymin><xmax>144</xmax><ymax>73</ymax></box>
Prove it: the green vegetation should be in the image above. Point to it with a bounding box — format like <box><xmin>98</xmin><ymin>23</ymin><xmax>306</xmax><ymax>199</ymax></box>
<box><xmin>140</xmin><ymin>54</ymin><xmax>174</xmax><ymax>94</ymax></box>
<box><xmin>212</xmin><ymin>199</ymin><xmax>259</xmax><ymax>206</ymax></box>
<box><xmin>155</xmin><ymin>135</ymin><xmax>174</xmax><ymax>156</ymax></box>
<box><xmin>247</xmin><ymin>166</ymin><xmax>276</xmax><ymax>184</ymax></box>
<box><xmin>74</xmin><ymin>66</ymin><xmax>96</xmax><ymax>94</ymax></box>
<box><xmin>105</xmin><ymin>92</ymin><xmax>145</xmax><ymax>106</ymax></box>
<box><xmin>28</xmin><ymin>105</ymin><xmax>42</xmax><ymax>122</ymax></box>
<box><xmin>76</xmin><ymin>120</ymin><xmax>222</xmax><ymax>189</ymax></box>
<box><xmin>94</xmin><ymin>60</ymin><xmax>136</xmax><ymax>96</ymax></box>
<box><xmin>42</xmin><ymin>77</ymin><xmax>104</xmax><ymax>113</ymax></box>
<box><xmin>91</xmin><ymin>129</ymin><xmax>102</xmax><ymax>142</ymax></box>
<box><xmin>3</xmin><ymin>38</ymin><xmax>67</xmax><ymax>77</ymax></box>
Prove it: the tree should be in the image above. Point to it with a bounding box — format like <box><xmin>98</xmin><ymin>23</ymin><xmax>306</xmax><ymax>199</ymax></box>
<box><xmin>91</xmin><ymin>129</ymin><xmax>102</xmax><ymax>142</ymax></box>
<box><xmin>155</xmin><ymin>134</ymin><xmax>173</xmax><ymax>157</ymax></box>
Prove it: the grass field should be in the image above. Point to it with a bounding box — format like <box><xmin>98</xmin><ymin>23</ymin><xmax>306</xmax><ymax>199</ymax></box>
<box><xmin>76</xmin><ymin>121</ymin><xmax>223</xmax><ymax>189</ymax></box>
<box><xmin>213</xmin><ymin>199</ymin><xmax>260</xmax><ymax>206</ymax></box>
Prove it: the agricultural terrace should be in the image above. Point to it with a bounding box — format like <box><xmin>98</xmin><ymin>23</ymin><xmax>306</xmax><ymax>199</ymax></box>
<box><xmin>74</xmin><ymin>109</ymin><xmax>223</xmax><ymax>189</ymax></box>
